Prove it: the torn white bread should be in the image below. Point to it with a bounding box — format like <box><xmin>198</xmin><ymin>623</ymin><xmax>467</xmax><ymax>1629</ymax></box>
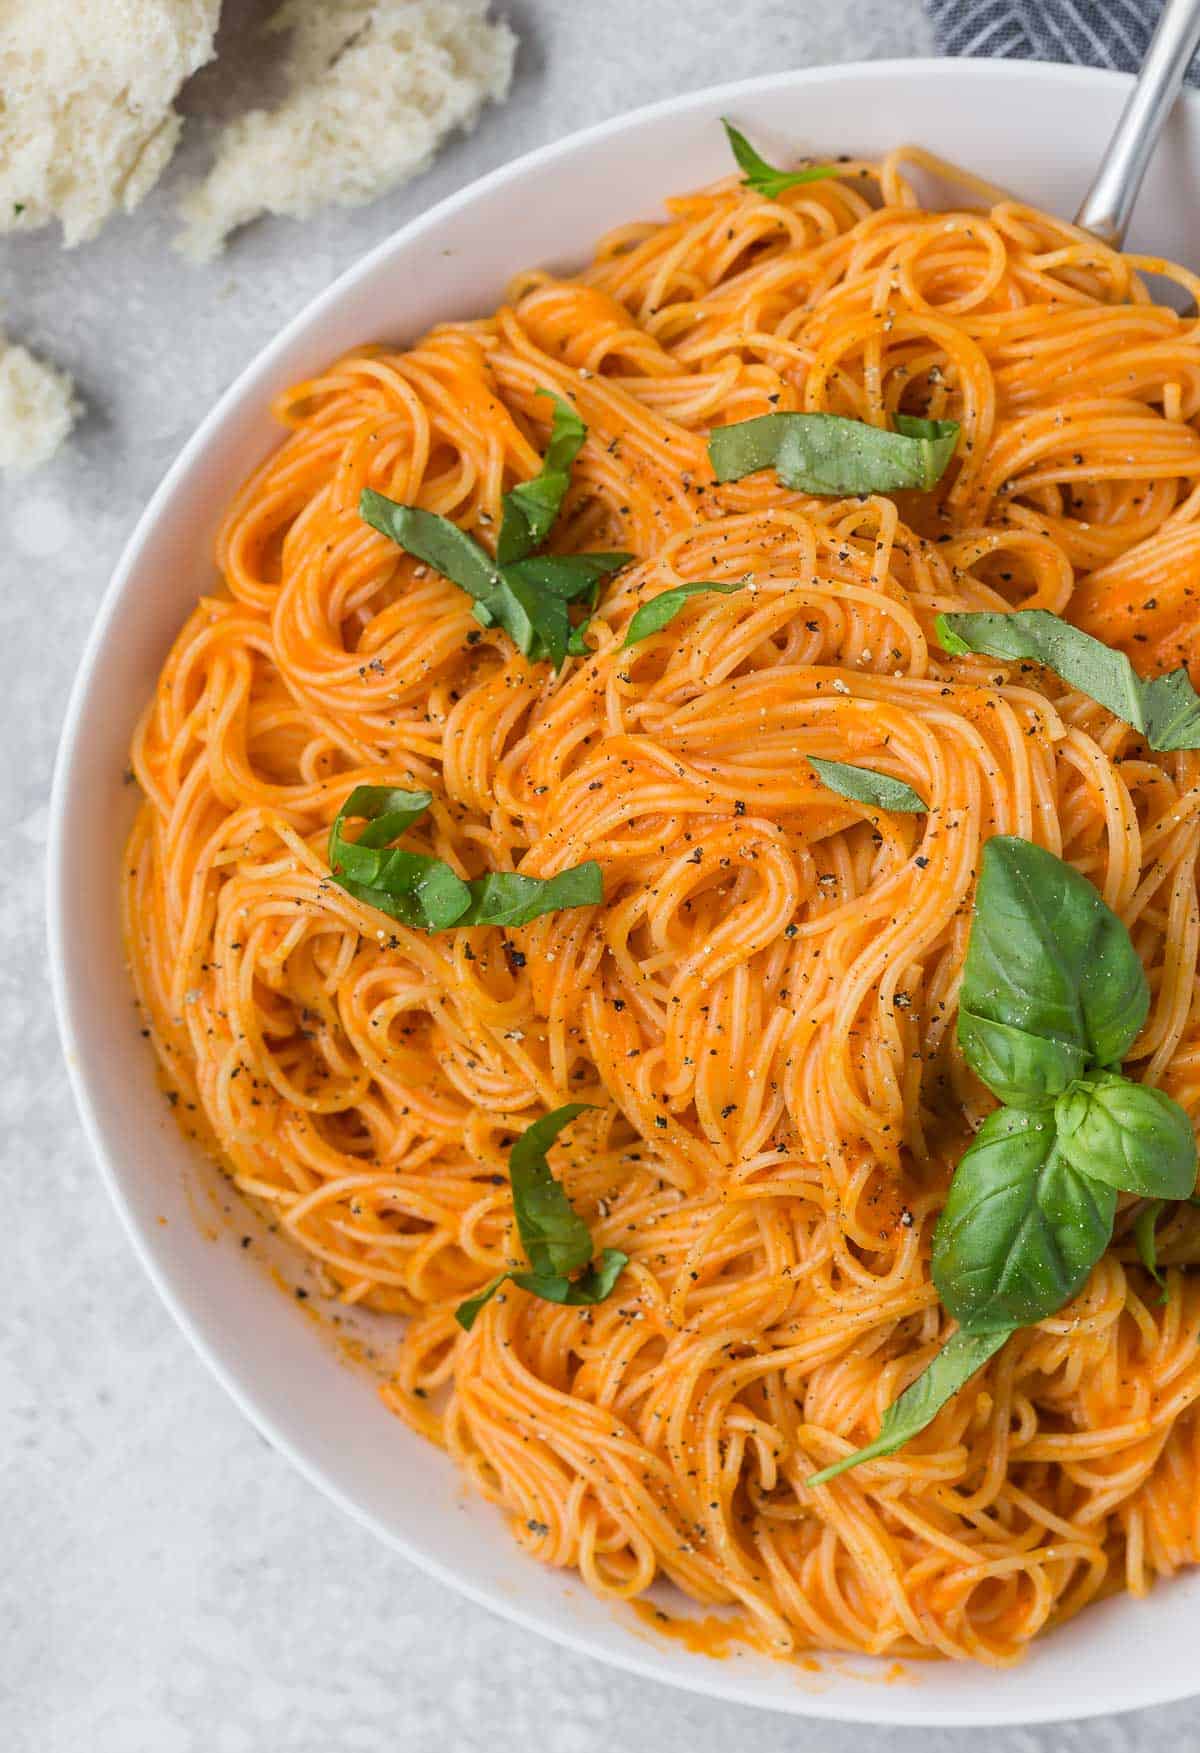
<box><xmin>0</xmin><ymin>0</ymin><xmax>222</xmax><ymax>246</ymax></box>
<box><xmin>176</xmin><ymin>0</ymin><xmax>516</xmax><ymax>261</ymax></box>
<box><xmin>0</xmin><ymin>332</ymin><xmax>80</xmax><ymax>470</ymax></box>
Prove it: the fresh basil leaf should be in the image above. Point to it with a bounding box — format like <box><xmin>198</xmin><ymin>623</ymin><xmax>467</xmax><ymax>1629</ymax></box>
<box><xmin>508</xmin><ymin>1104</ymin><xmax>596</xmax><ymax>1276</ymax></box>
<box><xmin>476</xmin><ymin>554</ymin><xmax>631</xmax><ymax>668</ymax></box>
<box><xmin>333</xmin><ymin>858</ymin><xmax>474</xmax><ymax>931</ymax></box>
<box><xmin>708</xmin><ymin>412</ymin><xmax>960</xmax><ymax>497</ymax></box>
<box><xmin>1138</xmin><ymin>668</ymin><xmax>1200</xmax><ymax>752</ymax></box>
<box><xmin>932</xmin><ymin>1104</ymin><xmax>1116</xmax><ymax>1332</ymax></box>
<box><xmin>454</xmin><ymin>1273</ymin><xmax>510</xmax><ymax>1331</ymax></box>
<box><xmin>331</xmin><ymin>786</ymin><xmax>432</xmax><ymax>851</ymax></box>
<box><xmin>721</xmin><ymin>119</ymin><xmax>841</xmax><ymax>200</ymax></box>
<box><xmin>1134</xmin><ymin>1199</ymin><xmax>1169</xmax><ymax>1300</ymax></box>
<box><xmin>549</xmin><ymin>553</ymin><xmax>626</xmax><ymax>660</ymax></box>
<box><xmin>806</xmin><ymin>1327</ymin><xmax>1009</xmax><ymax>1485</ymax></box>
<box><xmin>497</xmin><ymin>393</ymin><xmax>587</xmax><ymax>565</ymax></box>
<box><xmin>935</xmin><ymin>610</ymin><xmax>1200</xmax><ymax>753</ymax></box>
<box><xmin>623</xmin><ymin>579</ymin><xmax>747</xmax><ymax>647</ymax></box>
<box><xmin>339</xmin><ymin>859</ymin><xmax>600</xmax><ymax>933</ymax></box>
<box><xmin>504</xmin><ymin>553</ymin><xmax>631</xmax><ymax>602</ymax></box>
<box><xmin>808</xmin><ymin>757</ymin><xmax>927</xmax><ymax>814</ymax></box>
<box><xmin>957</xmin><ymin>1013</ymin><xmax>1083</xmax><ymax>1111</ymax></box>
<box><xmin>958</xmin><ymin>837</ymin><xmax>1148</xmax><ymax>1104</ymax></box>
<box><xmin>328</xmin><ymin>789</ymin><xmax>602</xmax><ymax>932</ymax></box>
<box><xmin>512</xmin><ymin>1248</ymin><xmax>629</xmax><ymax>1308</ymax></box>
<box><xmin>1055</xmin><ymin>1071</ymin><xmax>1197</xmax><ymax>1199</ymax></box>
<box><xmin>455</xmin><ymin>1106</ymin><xmax>627</xmax><ymax>1330</ymax></box>
<box><xmin>360</xmin><ymin>491</ymin><xmax>500</xmax><ymax>601</ymax></box>
<box><xmin>328</xmin><ymin>788</ymin><xmax>473</xmax><ymax>928</ymax></box>
<box><xmin>361</xmin><ymin>460</ymin><xmax>631</xmax><ymax>674</ymax></box>
<box><xmin>455</xmin><ymin>1249</ymin><xmax>629</xmax><ymax>1332</ymax></box>
<box><xmin>895</xmin><ymin>412</ymin><xmax>961</xmax><ymax>450</ymax></box>
<box><xmin>456</xmin><ymin>862</ymin><xmax>604</xmax><ymax>929</ymax></box>
<box><xmin>475</xmin><ymin>570</ymin><xmax>568</xmax><ymax>667</ymax></box>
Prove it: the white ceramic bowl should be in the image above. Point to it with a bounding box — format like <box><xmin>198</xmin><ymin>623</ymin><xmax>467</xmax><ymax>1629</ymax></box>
<box><xmin>50</xmin><ymin>57</ymin><xmax>1200</xmax><ymax>1725</ymax></box>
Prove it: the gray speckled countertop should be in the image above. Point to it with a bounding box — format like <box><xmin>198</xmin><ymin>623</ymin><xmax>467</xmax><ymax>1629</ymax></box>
<box><xmin>4</xmin><ymin>3</ymin><xmax>1196</xmax><ymax>1748</ymax></box>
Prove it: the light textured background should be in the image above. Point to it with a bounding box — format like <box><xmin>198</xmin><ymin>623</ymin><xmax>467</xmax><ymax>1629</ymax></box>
<box><xmin>3</xmin><ymin>2</ymin><xmax>1195</xmax><ymax>1748</ymax></box>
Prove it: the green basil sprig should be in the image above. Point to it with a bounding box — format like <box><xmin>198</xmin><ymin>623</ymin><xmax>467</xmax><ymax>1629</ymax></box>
<box><xmin>807</xmin><ymin>1328</ymin><xmax>1008</xmax><ymax>1486</ymax></box>
<box><xmin>956</xmin><ymin>835</ymin><xmax>1149</xmax><ymax>1107</ymax></box>
<box><xmin>328</xmin><ymin>786</ymin><xmax>602</xmax><ymax>931</ymax></box>
<box><xmin>1054</xmin><ymin>1071</ymin><xmax>1196</xmax><ymax>1199</ymax></box>
<box><xmin>808</xmin><ymin>757</ymin><xmax>927</xmax><ymax>814</ymax></box>
<box><xmin>809</xmin><ymin>835</ymin><xmax>1198</xmax><ymax>1486</ymax></box>
<box><xmin>708</xmin><ymin>411</ymin><xmax>960</xmax><ymax>498</ymax></box>
<box><xmin>623</xmin><ymin>579</ymin><xmax>747</xmax><ymax>647</ymax></box>
<box><xmin>361</xmin><ymin>393</ymin><xmax>632</xmax><ymax>670</ymax></box>
<box><xmin>721</xmin><ymin>119</ymin><xmax>841</xmax><ymax>200</ymax></box>
<box><xmin>455</xmin><ymin>1105</ymin><xmax>629</xmax><ymax>1330</ymax></box>
<box><xmin>932</xmin><ymin>1104</ymin><xmax>1117</xmax><ymax>1332</ymax></box>
<box><xmin>936</xmin><ymin>610</ymin><xmax>1200</xmax><ymax>752</ymax></box>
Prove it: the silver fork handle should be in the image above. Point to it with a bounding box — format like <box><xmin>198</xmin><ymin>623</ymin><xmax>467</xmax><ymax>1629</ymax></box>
<box><xmin>1074</xmin><ymin>0</ymin><xmax>1200</xmax><ymax>245</ymax></box>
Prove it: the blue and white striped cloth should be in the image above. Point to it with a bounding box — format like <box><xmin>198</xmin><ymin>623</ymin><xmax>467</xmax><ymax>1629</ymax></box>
<box><xmin>926</xmin><ymin>0</ymin><xmax>1195</xmax><ymax>78</ymax></box>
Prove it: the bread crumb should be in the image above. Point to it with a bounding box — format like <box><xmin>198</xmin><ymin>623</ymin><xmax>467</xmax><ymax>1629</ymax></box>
<box><xmin>0</xmin><ymin>0</ymin><xmax>221</xmax><ymax>246</ymax></box>
<box><xmin>176</xmin><ymin>0</ymin><xmax>516</xmax><ymax>262</ymax></box>
<box><xmin>0</xmin><ymin>333</ymin><xmax>81</xmax><ymax>470</ymax></box>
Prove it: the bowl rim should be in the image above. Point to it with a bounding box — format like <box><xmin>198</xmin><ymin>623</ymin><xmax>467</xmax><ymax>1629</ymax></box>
<box><xmin>48</xmin><ymin>54</ymin><xmax>1200</xmax><ymax>1726</ymax></box>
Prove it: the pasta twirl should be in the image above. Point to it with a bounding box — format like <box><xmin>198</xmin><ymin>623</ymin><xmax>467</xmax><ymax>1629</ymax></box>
<box><xmin>125</xmin><ymin>148</ymin><xmax>1200</xmax><ymax>1666</ymax></box>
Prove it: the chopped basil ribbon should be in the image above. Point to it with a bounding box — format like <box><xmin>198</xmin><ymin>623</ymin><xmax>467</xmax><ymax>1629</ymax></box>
<box><xmin>936</xmin><ymin>609</ymin><xmax>1200</xmax><ymax>752</ymax></box>
<box><xmin>360</xmin><ymin>392</ymin><xmax>632</xmax><ymax>669</ymax></box>
<box><xmin>708</xmin><ymin>411</ymin><xmax>960</xmax><ymax>497</ymax></box>
<box><xmin>623</xmin><ymin>579</ymin><xmax>747</xmax><ymax>647</ymax></box>
<box><xmin>452</xmin><ymin>864</ymin><xmax>605</xmax><ymax>929</ymax></box>
<box><xmin>721</xmin><ymin>119</ymin><xmax>841</xmax><ymax>199</ymax></box>
<box><xmin>807</xmin><ymin>757</ymin><xmax>927</xmax><ymax>814</ymax></box>
<box><xmin>455</xmin><ymin>1105</ymin><xmax>629</xmax><ymax>1330</ymax></box>
<box><xmin>496</xmin><ymin>392</ymin><xmax>587</xmax><ymax>564</ymax></box>
<box><xmin>327</xmin><ymin>785</ymin><xmax>602</xmax><ymax>932</ymax></box>
<box><xmin>811</xmin><ymin>834</ymin><xmax>1198</xmax><ymax>1483</ymax></box>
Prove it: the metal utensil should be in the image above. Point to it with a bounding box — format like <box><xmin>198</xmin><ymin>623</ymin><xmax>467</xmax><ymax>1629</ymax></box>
<box><xmin>1074</xmin><ymin>0</ymin><xmax>1200</xmax><ymax>246</ymax></box>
